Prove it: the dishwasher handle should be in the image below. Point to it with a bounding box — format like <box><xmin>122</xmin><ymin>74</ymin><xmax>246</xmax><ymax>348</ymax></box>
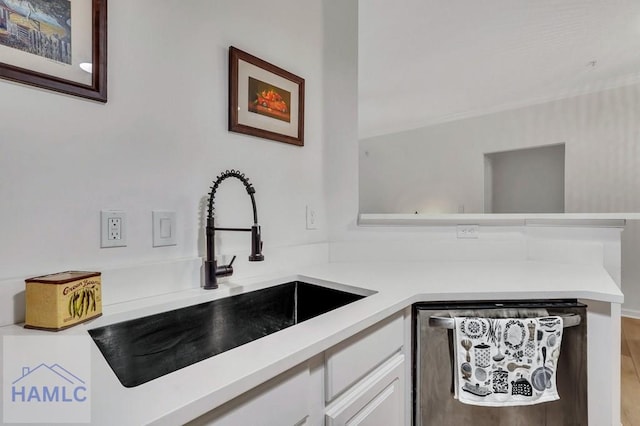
<box><xmin>428</xmin><ymin>313</ymin><xmax>581</xmax><ymax>329</ymax></box>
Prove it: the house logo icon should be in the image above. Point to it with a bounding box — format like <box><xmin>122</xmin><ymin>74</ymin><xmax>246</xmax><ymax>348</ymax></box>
<box><xmin>11</xmin><ymin>363</ymin><xmax>87</xmax><ymax>403</ymax></box>
<box><xmin>3</xmin><ymin>335</ymin><xmax>91</xmax><ymax>423</ymax></box>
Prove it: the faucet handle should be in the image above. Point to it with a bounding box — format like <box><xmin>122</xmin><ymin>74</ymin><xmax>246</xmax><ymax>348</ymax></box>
<box><xmin>215</xmin><ymin>255</ymin><xmax>236</xmax><ymax>278</ymax></box>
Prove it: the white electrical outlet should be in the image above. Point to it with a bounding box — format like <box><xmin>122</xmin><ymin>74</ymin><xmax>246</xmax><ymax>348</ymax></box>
<box><xmin>456</xmin><ymin>224</ymin><xmax>479</xmax><ymax>239</ymax></box>
<box><xmin>306</xmin><ymin>205</ymin><xmax>317</xmax><ymax>230</ymax></box>
<box><xmin>101</xmin><ymin>211</ymin><xmax>127</xmax><ymax>248</ymax></box>
<box><xmin>108</xmin><ymin>217</ymin><xmax>122</xmax><ymax>240</ymax></box>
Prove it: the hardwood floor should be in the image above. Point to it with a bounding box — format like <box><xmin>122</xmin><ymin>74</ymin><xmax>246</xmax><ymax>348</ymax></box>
<box><xmin>622</xmin><ymin>316</ymin><xmax>640</xmax><ymax>426</ymax></box>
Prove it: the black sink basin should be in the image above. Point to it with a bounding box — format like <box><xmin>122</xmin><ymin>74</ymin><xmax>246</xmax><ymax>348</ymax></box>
<box><xmin>89</xmin><ymin>281</ymin><xmax>367</xmax><ymax>387</ymax></box>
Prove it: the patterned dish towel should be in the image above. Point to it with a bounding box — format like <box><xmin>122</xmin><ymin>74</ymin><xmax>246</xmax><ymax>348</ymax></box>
<box><xmin>453</xmin><ymin>316</ymin><xmax>563</xmax><ymax>406</ymax></box>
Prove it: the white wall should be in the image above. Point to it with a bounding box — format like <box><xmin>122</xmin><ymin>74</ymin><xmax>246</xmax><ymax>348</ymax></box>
<box><xmin>622</xmin><ymin>223</ymin><xmax>640</xmax><ymax>317</ymax></box>
<box><xmin>487</xmin><ymin>144</ymin><xmax>565</xmax><ymax>214</ymax></box>
<box><xmin>0</xmin><ymin>0</ymin><xmax>327</xmax><ymax>281</ymax></box>
<box><xmin>360</xmin><ymin>82</ymin><xmax>640</xmax><ymax>215</ymax></box>
<box><xmin>325</xmin><ymin>0</ymin><xmax>360</xmax><ymax>241</ymax></box>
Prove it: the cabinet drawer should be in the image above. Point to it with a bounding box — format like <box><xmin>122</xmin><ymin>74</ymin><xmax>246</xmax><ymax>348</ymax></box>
<box><xmin>325</xmin><ymin>311</ymin><xmax>404</xmax><ymax>402</ymax></box>
<box><xmin>325</xmin><ymin>353</ymin><xmax>405</xmax><ymax>426</ymax></box>
<box><xmin>186</xmin><ymin>362</ymin><xmax>310</xmax><ymax>426</ymax></box>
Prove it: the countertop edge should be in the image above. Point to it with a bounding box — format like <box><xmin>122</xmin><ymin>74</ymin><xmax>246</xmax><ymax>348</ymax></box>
<box><xmin>358</xmin><ymin>213</ymin><xmax>639</xmax><ymax>227</ymax></box>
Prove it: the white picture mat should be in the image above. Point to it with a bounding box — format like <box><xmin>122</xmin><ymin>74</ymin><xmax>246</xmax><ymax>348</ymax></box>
<box><xmin>237</xmin><ymin>59</ymin><xmax>299</xmax><ymax>139</ymax></box>
<box><xmin>0</xmin><ymin>0</ymin><xmax>92</xmax><ymax>86</ymax></box>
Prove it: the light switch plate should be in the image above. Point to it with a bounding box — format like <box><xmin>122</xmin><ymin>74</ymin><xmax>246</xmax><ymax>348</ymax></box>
<box><xmin>152</xmin><ymin>211</ymin><xmax>177</xmax><ymax>247</ymax></box>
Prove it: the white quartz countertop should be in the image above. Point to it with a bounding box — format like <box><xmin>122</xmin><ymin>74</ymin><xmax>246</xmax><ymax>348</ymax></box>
<box><xmin>0</xmin><ymin>260</ymin><xmax>623</xmax><ymax>425</ymax></box>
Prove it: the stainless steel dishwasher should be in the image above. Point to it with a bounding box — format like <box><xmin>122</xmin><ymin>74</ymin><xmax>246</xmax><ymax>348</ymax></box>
<box><xmin>413</xmin><ymin>300</ymin><xmax>587</xmax><ymax>426</ymax></box>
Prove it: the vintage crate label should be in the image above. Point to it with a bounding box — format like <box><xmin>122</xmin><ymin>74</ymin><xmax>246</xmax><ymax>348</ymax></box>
<box><xmin>25</xmin><ymin>272</ymin><xmax>102</xmax><ymax>331</ymax></box>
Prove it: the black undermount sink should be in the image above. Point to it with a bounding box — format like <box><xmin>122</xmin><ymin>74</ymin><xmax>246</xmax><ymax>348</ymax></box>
<box><xmin>88</xmin><ymin>281</ymin><xmax>368</xmax><ymax>387</ymax></box>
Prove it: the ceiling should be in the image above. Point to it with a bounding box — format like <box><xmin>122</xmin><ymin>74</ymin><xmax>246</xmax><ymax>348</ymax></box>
<box><xmin>358</xmin><ymin>0</ymin><xmax>640</xmax><ymax>139</ymax></box>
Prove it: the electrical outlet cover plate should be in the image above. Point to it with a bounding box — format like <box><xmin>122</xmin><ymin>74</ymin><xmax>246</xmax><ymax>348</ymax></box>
<box><xmin>456</xmin><ymin>224</ymin><xmax>479</xmax><ymax>239</ymax></box>
<box><xmin>306</xmin><ymin>205</ymin><xmax>318</xmax><ymax>230</ymax></box>
<box><xmin>101</xmin><ymin>211</ymin><xmax>127</xmax><ymax>248</ymax></box>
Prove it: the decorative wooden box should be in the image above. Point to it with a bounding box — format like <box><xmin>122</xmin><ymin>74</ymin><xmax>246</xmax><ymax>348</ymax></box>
<box><xmin>25</xmin><ymin>271</ymin><xmax>102</xmax><ymax>331</ymax></box>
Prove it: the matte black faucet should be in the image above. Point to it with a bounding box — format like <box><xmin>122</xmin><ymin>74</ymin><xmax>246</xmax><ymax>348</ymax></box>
<box><xmin>204</xmin><ymin>170</ymin><xmax>264</xmax><ymax>289</ymax></box>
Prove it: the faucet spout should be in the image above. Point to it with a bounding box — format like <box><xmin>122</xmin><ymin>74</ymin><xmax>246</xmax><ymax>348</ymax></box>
<box><xmin>249</xmin><ymin>224</ymin><xmax>264</xmax><ymax>261</ymax></box>
<box><xmin>204</xmin><ymin>170</ymin><xmax>264</xmax><ymax>290</ymax></box>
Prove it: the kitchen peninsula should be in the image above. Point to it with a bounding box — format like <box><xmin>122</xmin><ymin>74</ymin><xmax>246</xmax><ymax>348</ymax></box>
<box><xmin>0</xmin><ymin>255</ymin><xmax>623</xmax><ymax>425</ymax></box>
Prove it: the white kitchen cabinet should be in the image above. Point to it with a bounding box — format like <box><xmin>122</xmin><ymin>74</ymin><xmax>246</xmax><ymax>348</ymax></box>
<box><xmin>324</xmin><ymin>311</ymin><xmax>405</xmax><ymax>402</ymax></box>
<box><xmin>186</xmin><ymin>309</ymin><xmax>410</xmax><ymax>426</ymax></box>
<box><xmin>186</xmin><ymin>361</ymin><xmax>311</xmax><ymax>426</ymax></box>
<box><xmin>323</xmin><ymin>309</ymin><xmax>409</xmax><ymax>426</ymax></box>
<box><xmin>324</xmin><ymin>353</ymin><xmax>405</xmax><ymax>426</ymax></box>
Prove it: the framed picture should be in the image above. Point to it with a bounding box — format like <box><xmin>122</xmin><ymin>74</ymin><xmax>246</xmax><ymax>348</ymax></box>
<box><xmin>229</xmin><ymin>46</ymin><xmax>304</xmax><ymax>146</ymax></box>
<box><xmin>0</xmin><ymin>0</ymin><xmax>107</xmax><ymax>102</ymax></box>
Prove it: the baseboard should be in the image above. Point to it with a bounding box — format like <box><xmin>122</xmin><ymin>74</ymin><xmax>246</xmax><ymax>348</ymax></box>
<box><xmin>622</xmin><ymin>307</ymin><xmax>640</xmax><ymax>319</ymax></box>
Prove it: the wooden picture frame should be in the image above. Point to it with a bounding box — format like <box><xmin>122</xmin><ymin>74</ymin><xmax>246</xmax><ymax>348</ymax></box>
<box><xmin>229</xmin><ymin>46</ymin><xmax>304</xmax><ymax>146</ymax></box>
<box><xmin>0</xmin><ymin>0</ymin><xmax>107</xmax><ymax>102</ymax></box>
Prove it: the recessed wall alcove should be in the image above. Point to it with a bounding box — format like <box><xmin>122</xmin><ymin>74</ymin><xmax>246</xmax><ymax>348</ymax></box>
<box><xmin>484</xmin><ymin>144</ymin><xmax>566</xmax><ymax>214</ymax></box>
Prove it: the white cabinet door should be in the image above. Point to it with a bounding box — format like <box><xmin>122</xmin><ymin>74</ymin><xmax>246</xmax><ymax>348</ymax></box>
<box><xmin>325</xmin><ymin>353</ymin><xmax>405</xmax><ymax>426</ymax></box>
